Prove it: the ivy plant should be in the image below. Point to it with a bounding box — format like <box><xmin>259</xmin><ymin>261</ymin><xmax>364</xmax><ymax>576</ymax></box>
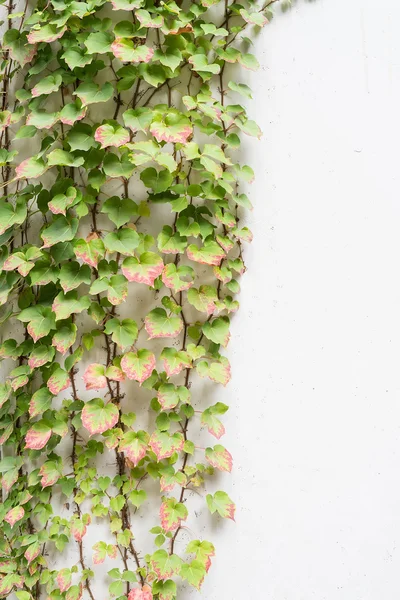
<box><xmin>0</xmin><ymin>0</ymin><xmax>283</xmax><ymax>598</ymax></box>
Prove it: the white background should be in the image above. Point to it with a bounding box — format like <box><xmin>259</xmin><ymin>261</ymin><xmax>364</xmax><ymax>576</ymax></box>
<box><xmin>200</xmin><ymin>0</ymin><xmax>400</xmax><ymax>598</ymax></box>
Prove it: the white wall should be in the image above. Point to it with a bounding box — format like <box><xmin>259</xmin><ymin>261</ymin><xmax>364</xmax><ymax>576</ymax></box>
<box><xmin>201</xmin><ymin>0</ymin><xmax>400</xmax><ymax>598</ymax></box>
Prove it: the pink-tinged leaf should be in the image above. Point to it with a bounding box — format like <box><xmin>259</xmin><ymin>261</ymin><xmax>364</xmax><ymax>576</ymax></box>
<box><xmin>186</xmin><ymin>540</ymin><xmax>215</xmax><ymax>573</ymax></box>
<box><xmin>24</xmin><ymin>541</ymin><xmax>41</xmax><ymax>564</ymax></box>
<box><xmin>15</xmin><ymin>156</ymin><xmax>47</xmax><ymax>180</ymax></box>
<box><xmin>0</xmin><ymin>111</ymin><xmax>11</xmax><ymax>133</ymax></box>
<box><xmin>121</xmin><ymin>252</ymin><xmax>163</xmax><ymax>286</ymax></box>
<box><xmin>2</xmin><ymin>469</ymin><xmax>19</xmax><ymax>494</ymax></box>
<box><xmin>186</xmin><ymin>242</ymin><xmax>225</xmax><ymax>266</ymax></box>
<box><xmin>107</xmin><ymin>545</ymin><xmax>118</xmax><ymax>560</ymax></box>
<box><xmin>92</xmin><ymin>541</ymin><xmax>107</xmax><ymax>565</ymax></box>
<box><xmin>29</xmin><ymin>387</ymin><xmax>53</xmax><ymax>418</ymax></box>
<box><xmin>105</xmin><ymin>365</ymin><xmax>125</xmax><ymax>382</ymax></box>
<box><xmin>28</xmin><ymin>345</ymin><xmax>55</xmax><ymax>369</ymax></box>
<box><xmin>150</xmin><ymin>120</ymin><xmax>192</xmax><ymax>144</ymax></box>
<box><xmin>74</xmin><ymin>234</ymin><xmax>105</xmax><ymax>268</ymax></box>
<box><xmin>160</xmin><ymin>497</ymin><xmax>188</xmax><ymax>532</ymax></box>
<box><xmin>216</xmin><ymin>234</ymin><xmax>234</xmax><ymax>253</ymax></box>
<box><xmin>128</xmin><ymin>586</ymin><xmax>153</xmax><ymax>600</ymax></box>
<box><xmin>205</xmin><ymin>445</ymin><xmax>232</xmax><ymax>472</ymax></box>
<box><xmin>187</xmin><ymin>286</ymin><xmax>218</xmax><ymax>315</ymax></box>
<box><xmin>111</xmin><ymin>38</ymin><xmax>154</xmax><ymax>63</ymax></box>
<box><xmin>25</xmin><ymin>423</ymin><xmax>52</xmax><ymax>450</ymax></box>
<box><xmin>60</xmin><ymin>104</ymin><xmax>87</xmax><ymax>125</ymax></box>
<box><xmin>4</xmin><ymin>506</ymin><xmax>24</xmax><ymax>527</ymax></box>
<box><xmin>206</xmin><ymin>491</ymin><xmax>235</xmax><ymax>521</ymax></box>
<box><xmin>71</xmin><ymin>517</ymin><xmax>89</xmax><ymax>542</ymax></box>
<box><xmin>83</xmin><ymin>363</ymin><xmax>107</xmax><ymax>391</ymax></box>
<box><xmin>144</xmin><ymin>308</ymin><xmax>183</xmax><ymax>340</ymax></box>
<box><xmin>39</xmin><ymin>461</ymin><xmax>62</xmax><ymax>488</ymax></box>
<box><xmin>162</xmin><ymin>264</ymin><xmax>194</xmax><ymax>293</ymax></box>
<box><xmin>27</xmin><ymin>25</ymin><xmax>67</xmax><ymax>44</ymax></box>
<box><xmin>56</xmin><ymin>568</ymin><xmax>72</xmax><ymax>592</ymax></box>
<box><xmin>156</xmin><ymin>383</ymin><xmax>189</xmax><ymax>411</ymax></box>
<box><xmin>119</xmin><ymin>430</ymin><xmax>149</xmax><ymax>467</ymax></box>
<box><xmin>150</xmin><ymin>550</ymin><xmax>182</xmax><ymax>581</ymax></box>
<box><xmin>121</xmin><ymin>349</ymin><xmax>156</xmax><ymax>385</ymax></box>
<box><xmin>52</xmin><ymin>324</ymin><xmax>77</xmax><ymax>354</ymax></box>
<box><xmin>201</xmin><ymin>413</ymin><xmax>225</xmax><ymax>440</ymax></box>
<box><xmin>160</xmin><ymin>347</ymin><xmax>192</xmax><ymax>377</ymax></box>
<box><xmin>180</xmin><ymin>560</ymin><xmax>206</xmax><ymax>590</ymax></box>
<box><xmin>213</xmin><ymin>266</ymin><xmax>232</xmax><ymax>284</ymax></box>
<box><xmin>149</xmin><ymin>431</ymin><xmax>184</xmax><ymax>461</ymax></box>
<box><xmin>0</xmin><ymin>382</ymin><xmax>11</xmax><ymax>409</ymax></box>
<box><xmin>47</xmin><ymin>367</ymin><xmax>70</xmax><ymax>395</ymax></box>
<box><xmin>94</xmin><ymin>124</ymin><xmax>130</xmax><ymax>149</ymax></box>
<box><xmin>81</xmin><ymin>398</ymin><xmax>119</xmax><ymax>435</ymax></box>
<box><xmin>196</xmin><ymin>357</ymin><xmax>231</xmax><ymax>386</ymax></box>
<box><xmin>0</xmin><ymin>424</ymin><xmax>13</xmax><ymax>445</ymax></box>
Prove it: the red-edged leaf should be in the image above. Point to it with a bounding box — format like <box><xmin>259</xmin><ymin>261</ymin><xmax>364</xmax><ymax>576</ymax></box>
<box><xmin>119</xmin><ymin>430</ymin><xmax>149</xmax><ymax>466</ymax></box>
<box><xmin>56</xmin><ymin>568</ymin><xmax>72</xmax><ymax>592</ymax></box>
<box><xmin>25</xmin><ymin>422</ymin><xmax>52</xmax><ymax>450</ymax></box>
<box><xmin>24</xmin><ymin>541</ymin><xmax>41</xmax><ymax>564</ymax></box>
<box><xmin>83</xmin><ymin>363</ymin><xmax>107</xmax><ymax>390</ymax></box>
<box><xmin>160</xmin><ymin>497</ymin><xmax>188</xmax><ymax>532</ymax></box>
<box><xmin>47</xmin><ymin>367</ymin><xmax>70</xmax><ymax>395</ymax></box>
<box><xmin>121</xmin><ymin>349</ymin><xmax>156</xmax><ymax>385</ymax></box>
<box><xmin>82</xmin><ymin>399</ymin><xmax>119</xmax><ymax>435</ymax></box>
<box><xmin>111</xmin><ymin>38</ymin><xmax>154</xmax><ymax>63</ymax></box>
<box><xmin>4</xmin><ymin>506</ymin><xmax>24</xmax><ymax>527</ymax></box>
<box><xmin>128</xmin><ymin>586</ymin><xmax>153</xmax><ymax>600</ymax></box>
<box><xmin>205</xmin><ymin>445</ymin><xmax>232</xmax><ymax>472</ymax></box>
<box><xmin>149</xmin><ymin>431</ymin><xmax>184</xmax><ymax>460</ymax></box>
<box><xmin>121</xmin><ymin>252</ymin><xmax>163</xmax><ymax>286</ymax></box>
<box><xmin>39</xmin><ymin>461</ymin><xmax>62</xmax><ymax>487</ymax></box>
<box><xmin>144</xmin><ymin>308</ymin><xmax>183</xmax><ymax>339</ymax></box>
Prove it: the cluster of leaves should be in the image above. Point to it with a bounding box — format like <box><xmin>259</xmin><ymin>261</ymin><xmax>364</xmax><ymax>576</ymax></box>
<box><xmin>0</xmin><ymin>0</ymin><xmax>279</xmax><ymax>598</ymax></box>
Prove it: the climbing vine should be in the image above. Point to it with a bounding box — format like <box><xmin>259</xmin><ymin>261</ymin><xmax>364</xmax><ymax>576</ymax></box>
<box><xmin>0</xmin><ymin>0</ymin><xmax>282</xmax><ymax>598</ymax></box>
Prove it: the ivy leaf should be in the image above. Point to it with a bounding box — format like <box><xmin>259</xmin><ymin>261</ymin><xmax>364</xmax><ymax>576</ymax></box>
<box><xmin>101</xmin><ymin>196</ymin><xmax>137</xmax><ymax>227</ymax></box>
<box><xmin>150</xmin><ymin>550</ymin><xmax>182</xmax><ymax>581</ymax></box>
<box><xmin>94</xmin><ymin>122</ymin><xmax>130</xmax><ymax>149</ymax></box>
<box><xmin>157</xmin><ymin>226</ymin><xmax>187</xmax><ymax>255</ymax></box>
<box><xmin>127</xmin><ymin>586</ymin><xmax>153</xmax><ymax>600</ymax></box>
<box><xmin>17</xmin><ymin>306</ymin><xmax>56</xmax><ymax>342</ymax></box>
<box><xmin>140</xmin><ymin>168</ymin><xmax>173</xmax><ymax>193</ymax></box>
<box><xmin>180</xmin><ymin>560</ymin><xmax>206</xmax><ymax>590</ymax></box>
<box><xmin>121</xmin><ymin>349</ymin><xmax>156</xmax><ymax>384</ymax></box>
<box><xmin>152</xmin><ymin>580</ymin><xmax>176</xmax><ymax>600</ymax></box>
<box><xmin>104</xmin><ymin>318</ymin><xmax>138</xmax><ymax>349</ymax></box>
<box><xmin>107</xmin><ymin>274</ymin><xmax>128</xmax><ymax>305</ymax></box>
<box><xmin>47</xmin><ymin>150</ymin><xmax>85</xmax><ymax>168</ymax></box>
<box><xmin>52</xmin><ymin>323</ymin><xmax>77</xmax><ymax>354</ymax></box>
<box><xmin>186</xmin><ymin>540</ymin><xmax>215</xmax><ymax>572</ymax></box>
<box><xmin>160</xmin><ymin>497</ymin><xmax>188</xmax><ymax>532</ymax></box>
<box><xmin>85</xmin><ymin>31</ymin><xmax>113</xmax><ymax>54</ymax></box>
<box><xmin>188</xmin><ymin>54</ymin><xmax>221</xmax><ymax>76</ymax></box>
<box><xmin>202</xmin><ymin>316</ymin><xmax>230</xmax><ymax>347</ymax></box>
<box><xmin>52</xmin><ymin>291</ymin><xmax>90</xmax><ymax>321</ymax></box>
<box><xmin>74</xmin><ymin>234</ymin><xmax>105</xmax><ymax>267</ymax></box>
<box><xmin>196</xmin><ymin>357</ymin><xmax>231</xmax><ymax>386</ymax></box>
<box><xmin>41</xmin><ymin>216</ymin><xmax>79</xmax><ymax>249</ymax></box>
<box><xmin>201</xmin><ymin>403</ymin><xmax>228</xmax><ymax>439</ymax></box>
<box><xmin>162</xmin><ymin>264</ymin><xmax>194</xmax><ymax>293</ymax></box>
<box><xmin>144</xmin><ymin>308</ymin><xmax>183</xmax><ymax>339</ymax></box>
<box><xmin>27</xmin><ymin>24</ymin><xmax>66</xmax><ymax>44</ymax></box>
<box><xmin>206</xmin><ymin>491</ymin><xmax>235</xmax><ymax>521</ymax></box>
<box><xmin>205</xmin><ymin>445</ymin><xmax>233</xmax><ymax>472</ymax></box>
<box><xmin>149</xmin><ymin>431</ymin><xmax>184</xmax><ymax>460</ymax></box>
<box><xmin>122</xmin><ymin>252</ymin><xmax>163</xmax><ymax>286</ymax></box>
<box><xmin>111</xmin><ymin>38</ymin><xmax>154</xmax><ymax>63</ymax></box>
<box><xmin>15</xmin><ymin>156</ymin><xmax>47</xmax><ymax>180</ymax></box>
<box><xmin>160</xmin><ymin>348</ymin><xmax>191</xmax><ymax>377</ymax></box>
<box><xmin>74</xmin><ymin>82</ymin><xmax>114</xmax><ymax>106</ymax></box>
<box><xmin>56</xmin><ymin>568</ymin><xmax>72</xmax><ymax>593</ymax></box>
<box><xmin>31</xmin><ymin>74</ymin><xmax>62</xmax><ymax>98</ymax></box>
<box><xmin>25</xmin><ymin>422</ymin><xmax>52</xmax><ymax>450</ymax></box>
<box><xmin>3</xmin><ymin>30</ymin><xmax>36</xmax><ymax>65</ymax></box>
<box><xmin>186</xmin><ymin>241</ymin><xmax>224</xmax><ymax>266</ymax></box>
<box><xmin>123</xmin><ymin>108</ymin><xmax>153</xmax><ymax>133</ymax></box>
<box><xmin>39</xmin><ymin>460</ymin><xmax>62</xmax><ymax>488</ymax></box>
<box><xmin>104</xmin><ymin>228</ymin><xmax>140</xmax><ymax>256</ymax></box>
<box><xmin>150</xmin><ymin>109</ymin><xmax>192</xmax><ymax>144</ymax></box>
<box><xmin>47</xmin><ymin>366</ymin><xmax>70</xmax><ymax>395</ymax></box>
<box><xmin>59</xmin><ymin>262</ymin><xmax>91</xmax><ymax>293</ymax></box>
<box><xmin>83</xmin><ymin>363</ymin><xmax>107</xmax><ymax>390</ymax></box>
<box><xmin>62</xmin><ymin>46</ymin><xmax>92</xmax><ymax>70</ymax></box>
<box><xmin>157</xmin><ymin>383</ymin><xmax>189</xmax><ymax>410</ymax></box>
<box><xmin>59</xmin><ymin>101</ymin><xmax>87</xmax><ymax>126</ymax></box>
<box><xmin>187</xmin><ymin>286</ymin><xmax>218</xmax><ymax>315</ymax></box>
<box><xmin>4</xmin><ymin>506</ymin><xmax>24</xmax><ymax>527</ymax></box>
<box><xmin>82</xmin><ymin>399</ymin><xmax>119</xmax><ymax>435</ymax></box>
<box><xmin>119</xmin><ymin>430</ymin><xmax>149</xmax><ymax>466</ymax></box>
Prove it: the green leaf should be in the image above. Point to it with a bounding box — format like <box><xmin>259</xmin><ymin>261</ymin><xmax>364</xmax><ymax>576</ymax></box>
<box><xmin>17</xmin><ymin>306</ymin><xmax>56</xmax><ymax>342</ymax></box>
<box><xmin>101</xmin><ymin>196</ymin><xmax>137</xmax><ymax>227</ymax></box>
<box><xmin>74</xmin><ymin>82</ymin><xmax>114</xmax><ymax>106</ymax></box>
<box><xmin>123</xmin><ymin>107</ymin><xmax>153</xmax><ymax>133</ymax></box>
<box><xmin>206</xmin><ymin>491</ymin><xmax>235</xmax><ymax>520</ymax></box>
<box><xmin>32</xmin><ymin>74</ymin><xmax>62</xmax><ymax>97</ymax></box>
<box><xmin>150</xmin><ymin>550</ymin><xmax>182</xmax><ymax>581</ymax></box>
<box><xmin>180</xmin><ymin>560</ymin><xmax>206</xmax><ymax>590</ymax></box>
<box><xmin>41</xmin><ymin>216</ymin><xmax>79</xmax><ymax>248</ymax></box>
<box><xmin>119</xmin><ymin>430</ymin><xmax>149</xmax><ymax>466</ymax></box>
<box><xmin>202</xmin><ymin>316</ymin><xmax>230</xmax><ymax>347</ymax></box>
<box><xmin>121</xmin><ymin>349</ymin><xmax>155</xmax><ymax>384</ymax></box>
<box><xmin>104</xmin><ymin>228</ymin><xmax>140</xmax><ymax>255</ymax></box>
<box><xmin>160</xmin><ymin>497</ymin><xmax>188</xmax><ymax>532</ymax></box>
<box><xmin>104</xmin><ymin>318</ymin><xmax>138</xmax><ymax>349</ymax></box>
<box><xmin>121</xmin><ymin>252</ymin><xmax>163</xmax><ymax>286</ymax></box>
<box><xmin>140</xmin><ymin>168</ymin><xmax>173</xmax><ymax>193</ymax></box>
